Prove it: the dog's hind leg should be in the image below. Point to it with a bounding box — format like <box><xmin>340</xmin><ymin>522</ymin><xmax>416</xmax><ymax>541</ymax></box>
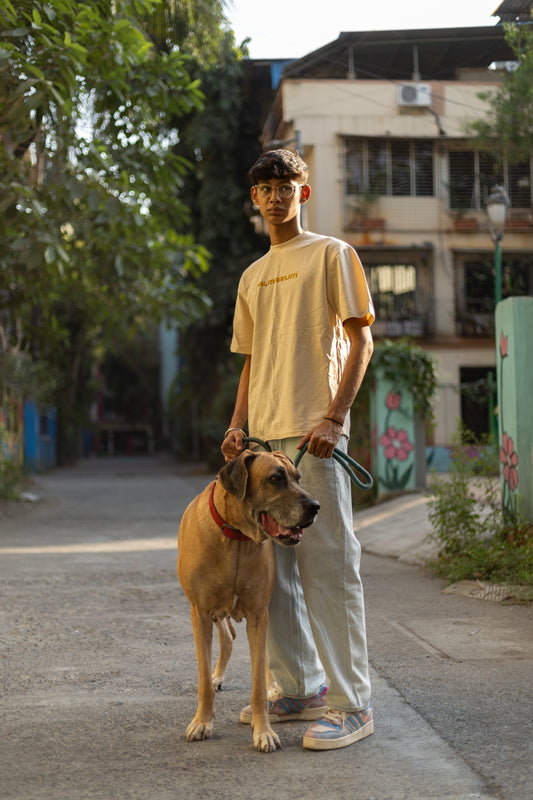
<box><xmin>212</xmin><ymin>618</ymin><xmax>236</xmax><ymax>691</ymax></box>
<box><xmin>186</xmin><ymin>606</ymin><xmax>216</xmax><ymax>741</ymax></box>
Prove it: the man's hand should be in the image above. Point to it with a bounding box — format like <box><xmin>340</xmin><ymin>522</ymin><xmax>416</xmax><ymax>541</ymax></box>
<box><xmin>297</xmin><ymin>418</ymin><xmax>343</xmax><ymax>459</ymax></box>
<box><xmin>221</xmin><ymin>429</ymin><xmax>246</xmax><ymax>462</ymax></box>
<box><xmin>297</xmin><ymin>319</ymin><xmax>372</xmax><ymax>460</ymax></box>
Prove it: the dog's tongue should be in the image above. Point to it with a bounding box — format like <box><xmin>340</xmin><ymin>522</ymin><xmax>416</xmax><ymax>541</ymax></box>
<box><xmin>260</xmin><ymin>512</ymin><xmax>303</xmax><ymax>542</ymax></box>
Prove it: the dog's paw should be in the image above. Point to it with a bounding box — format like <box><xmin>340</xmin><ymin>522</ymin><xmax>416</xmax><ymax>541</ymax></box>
<box><xmin>186</xmin><ymin>718</ymin><xmax>213</xmax><ymax>741</ymax></box>
<box><xmin>211</xmin><ymin>674</ymin><xmax>224</xmax><ymax>691</ymax></box>
<box><xmin>253</xmin><ymin>729</ymin><xmax>281</xmax><ymax>753</ymax></box>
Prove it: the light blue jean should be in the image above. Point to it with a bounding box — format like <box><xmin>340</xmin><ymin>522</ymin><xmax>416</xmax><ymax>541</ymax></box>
<box><xmin>265</xmin><ymin>436</ymin><xmax>371</xmax><ymax>712</ymax></box>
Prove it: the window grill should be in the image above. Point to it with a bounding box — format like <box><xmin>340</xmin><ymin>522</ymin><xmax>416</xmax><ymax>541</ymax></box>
<box><xmin>365</xmin><ymin>262</ymin><xmax>431</xmax><ymax>338</ymax></box>
<box><xmin>448</xmin><ymin>148</ymin><xmax>532</xmax><ymax>210</ymax></box>
<box><xmin>343</xmin><ymin>138</ymin><xmax>435</xmax><ymax>199</ymax></box>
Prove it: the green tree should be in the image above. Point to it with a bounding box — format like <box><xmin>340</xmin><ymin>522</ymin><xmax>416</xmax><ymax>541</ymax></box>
<box><xmin>167</xmin><ymin>31</ymin><xmax>268</xmax><ymax>462</ymax></box>
<box><xmin>467</xmin><ymin>23</ymin><xmax>533</xmax><ymax>163</ymax></box>
<box><xmin>0</xmin><ymin>0</ymin><xmax>212</xmax><ymax>460</ymax></box>
<box><xmin>143</xmin><ymin>0</ymin><xmax>229</xmax><ymax>62</ymax></box>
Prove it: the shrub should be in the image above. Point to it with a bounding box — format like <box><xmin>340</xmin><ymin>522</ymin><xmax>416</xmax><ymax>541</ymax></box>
<box><xmin>0</xmin><ymin>459</ymin><xmax>26</xmax><ymax>500</ymax></box>
<box><xmin>427</xmin><ymin>426</ymin><xmax>533</xmax><ymax>599</ymax></box>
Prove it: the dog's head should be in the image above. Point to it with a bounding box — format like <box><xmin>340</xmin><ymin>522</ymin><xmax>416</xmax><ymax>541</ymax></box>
<box><xmin>218</xmin><ymin>450</ymin><xmax>320</xmax><ymax>547</ymax></box>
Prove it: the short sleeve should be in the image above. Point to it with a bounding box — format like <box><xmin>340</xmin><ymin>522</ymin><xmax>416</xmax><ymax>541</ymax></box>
<box><xmin>230</xmin><ymin>281</ymin><xmax>254</xmax><ymax>354</ymax></box>
<box><xmin>326</xmin><ymin>243</ymin><xmax>375</xmax><ymax>326</ymax></box>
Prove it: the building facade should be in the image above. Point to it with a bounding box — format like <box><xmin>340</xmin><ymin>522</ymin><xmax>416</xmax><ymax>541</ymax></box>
<box><xmin>257</xmin><ymin>25</ymin><xmax>533</xmax><ymax>447</ymax></box>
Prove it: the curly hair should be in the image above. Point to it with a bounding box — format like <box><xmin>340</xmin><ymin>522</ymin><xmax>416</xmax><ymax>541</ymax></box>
<box><xmin>249</xmin><ymin>148</ymin><xmax>309</xmax><ymax>185</ymax></box>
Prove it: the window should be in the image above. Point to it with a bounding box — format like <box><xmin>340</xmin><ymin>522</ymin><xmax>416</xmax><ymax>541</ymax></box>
<box><xmin>344</xmin><ymin>137</ymin><xmax>434</xmax><ymax>199</ymax></box>
<box><xmin>448</xmin><ymin>148</ymin><xmax>532</xmax><ymax>210</ymax></box>
<box><xmin>363</xmin><ymin>257</ymin><xmax>432</xmax><ymax>338</ymax></box>
<box><xmin>368</xmin><ymin>140</ymin><xmax>387</xmax><ymax>195</ymax></box>
<box><xmin>460</xmin><ymin>367</ymin><xmax>496</xmax><ymax>439</ymax></box>
<box><xmin>456</xmin><ymin>254</ymin><xmax>533</xmax><ymax>336</ymax></box>
<box><xmin>370</xmin><ymin>264</ymin><xmax>416</xmax><ymax>322</ymax></box>
<box><xmin>508</xmin><ymin>162</ymin><xmax>532</xmax><ymax>207</ymax></box>
<box><xmin>391</xmin><ymin>141</ymin><xmax>410</xmax><ymax>195</ymax></box>
<box><xmin>414</xmin><ymin>141</ymin><xmax>434</xmax><ymax>196</ymax></box>
<box><xmin>345</xmin><ymin>140</ymin><xmax>363</xmax><ymax>195</ymax></box>
<box><xmin>462</xmin><ymin>258</ymin><xmax>495</xmax><ymax>335</ymax></box>
<box><xmin>448</xmin><ymin>151</ymin><xmax>475</xmax><ymax>209</ymax></box>
<box><xmin>479</xmin><ymin>152</ymin><xmax>504</xmax><ymax>203</ymax></box>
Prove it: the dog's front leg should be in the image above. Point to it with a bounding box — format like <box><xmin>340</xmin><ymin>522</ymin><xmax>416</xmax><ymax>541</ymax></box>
<box><xmin>186</xmin><ymin>606</ymin><xmax>216</xmax><ymax>742</ymax></box>
<box><xmin>246</xmin><ymin>612</ymin><xmax>281</xmax><ymax>752</ymax></box>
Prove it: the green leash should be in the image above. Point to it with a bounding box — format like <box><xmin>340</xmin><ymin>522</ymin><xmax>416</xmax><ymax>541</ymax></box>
<box><xmin>243</xmin><ymin>436</ymin><xmax>273</xmax><ymax>452</ymax></box>
<box><xmin>243</xmin><ymin>437</ymin><xmax>373</xmax><ymax>492</ymax></box>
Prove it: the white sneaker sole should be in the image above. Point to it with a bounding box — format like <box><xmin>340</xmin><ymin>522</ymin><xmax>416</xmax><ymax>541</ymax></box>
<box><xmin>240</xmin><ymin>705</ymin><xmax>326</xmax><ymax>725</ymax></box>
<box><xmin>303</xmin><ymin>718</ymin><xmax>374</xmax><ymax>750</ymax></box>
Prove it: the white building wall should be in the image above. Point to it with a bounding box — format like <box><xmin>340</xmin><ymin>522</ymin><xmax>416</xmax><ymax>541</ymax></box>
<box><xmin>429</xmin><ymin>345</ymin><xmax>497</xmax><ymax>446</ymax></box>
<box><xmin>275</xmin><ymin>76</ymin><xmax>509</xmax><ymax>447</ymax></box>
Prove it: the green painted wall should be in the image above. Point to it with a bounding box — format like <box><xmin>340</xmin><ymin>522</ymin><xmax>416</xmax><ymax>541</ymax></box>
<box><xmin>496</xmin><ymin>297</ymin><xmax>533</xmax><ymax>522</ymax></box>
<box><xmin>370</xmin><ymin>370</ymin><xmax>426</xmax><ymax>496</ymax></box>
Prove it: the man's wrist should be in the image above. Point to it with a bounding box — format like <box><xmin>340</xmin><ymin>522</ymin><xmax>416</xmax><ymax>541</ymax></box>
<box><xmin>324</xmin><ymin>416</ymin><xmax>344</xmax><ymax>428</ymax></box>
<box><xmin>224</xmin><ymin>426</ymin><xmax>246</xmax><ymax>439</ymax></box>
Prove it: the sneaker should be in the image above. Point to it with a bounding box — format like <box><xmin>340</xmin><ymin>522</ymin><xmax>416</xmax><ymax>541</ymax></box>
<box><xmin>302</xmin><ymin>706</ymin><xmax>373</xmax><ymax>750</ymax></box>
<box><xmin>239</xmin><ymin>684</ymin><xmax>328</xmax><ymax>725</ymax></box>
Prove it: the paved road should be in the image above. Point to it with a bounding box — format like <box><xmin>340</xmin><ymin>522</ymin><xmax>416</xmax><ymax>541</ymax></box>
<box><xmin>1</xmin><ymin>456</ymin><xmax>531</xmax><ymax>800</ymax></box>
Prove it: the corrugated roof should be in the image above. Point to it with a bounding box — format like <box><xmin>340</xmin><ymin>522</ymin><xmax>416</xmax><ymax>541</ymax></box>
<box><xmin>493</xmin><ymin>0</ymin><xmax>533</xmax><ymax>22</ymax></box>
<box><xmin>280</xmin><ymin>26</ymin><xmax>517</xmax><ymax>82</ymax></box>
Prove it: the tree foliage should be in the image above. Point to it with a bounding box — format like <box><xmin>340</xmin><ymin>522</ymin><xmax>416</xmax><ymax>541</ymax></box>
<box><xmin>143</xmin><ymin>0</ymin><xmax>229</xmax><ymax>62</ymax></box>
<box><xmin>368</xmin><ymin>338</ymin><xmax>438</xmax><ymax>421</ymax></box>
<box><xmin>467</xmin><ymin>23</ymin><xmax>533</xmax><ymax>164</ymax></box>
<box><xmin>167</xmin><ymin>31</ymin><xmax>268</xmax><ymax>461</ymax></box>
<box><xmin>0</xmin><ymin>0</ymin><xmax>214</xmax><ymax>459</ymax></box>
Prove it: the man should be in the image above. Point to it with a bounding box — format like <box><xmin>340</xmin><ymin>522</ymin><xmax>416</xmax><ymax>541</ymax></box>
<box><xmin>221</xmin><ymin>149</ymin><xmax>375</xmax><ymax>751</ymax></box>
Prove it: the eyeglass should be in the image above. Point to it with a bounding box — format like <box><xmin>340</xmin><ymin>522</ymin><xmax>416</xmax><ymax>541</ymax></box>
<box><xmin>254</xmin><ymin>183</ymin><xmax>304</xmax><ymax>199</ymax></box>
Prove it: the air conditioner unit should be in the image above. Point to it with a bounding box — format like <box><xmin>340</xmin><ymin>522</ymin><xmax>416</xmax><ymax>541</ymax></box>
<box><xmin>397</xmin><ymin>83</ymin><xmax>431</xmax><ymax>107</ymax></box>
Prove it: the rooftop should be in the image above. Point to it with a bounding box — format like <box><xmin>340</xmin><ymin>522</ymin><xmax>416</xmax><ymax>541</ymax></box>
<box><xmin>281</xmin><ymin>26</ymin><xmax>518</xmax><ymax>81</ymax></box>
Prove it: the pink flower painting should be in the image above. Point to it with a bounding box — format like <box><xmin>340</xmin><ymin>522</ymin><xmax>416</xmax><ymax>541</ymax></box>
<box><xmin>385</xmin><ymin>391</ymin><xmax>401</xmax><ymax>411</ymax></box>
<box><xmin>498</xmin><ymin>330</ymin><xmax>518</xmax><ymax>520</ymax></box>
<box><xmin>380</xmin><ymin>427</ymin><xmax>413</xmax><ymax>462</ymax></box>
<box><xmin>378</xmin><ymin>388</ymin><xmax>414</xmax><ymax>490</ymax></box>
<box><xmin>500</xmin><ymin>432</ymin><xmax>518</xmax><ymax>492</ymax></box>
<box><xmin>500</xmin><ymin>331</ymin><xmax>508</xmax><ymax>358</ymax></box>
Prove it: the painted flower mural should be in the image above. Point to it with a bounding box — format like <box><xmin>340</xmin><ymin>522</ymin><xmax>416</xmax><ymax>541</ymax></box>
<box><xmin>500</xmin><ymin>433</ymin><xmax>518</xmax><ymax>492</ymax></box>
<box><xmin>385</xmin><ymin>391</ymin><xmax>401</xmax><ymax>411</ymax></box>
<box><xmin>378</xmin><ymin>391</ymin><xmax>414</xmax><ymax>490</ymax></box>
<box><xmin>380</xmin><ymin>426</ymin><xmax>413</xmax><ymax>462</ymax></box>
<box><xmin>498</xmin><ymin>328</ymin><xmax>518</xmax><ymax>520</ymax></box>
<box><xmin>500</xmin><ymin>331</ymin><xmax>508</xmax><ymax>358</ymax></box>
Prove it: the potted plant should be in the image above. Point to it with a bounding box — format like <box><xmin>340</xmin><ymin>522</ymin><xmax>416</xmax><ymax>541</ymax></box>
<box><xmin>347</xmin><ymin>189</ymin><xmax>386</xmax><ymax>232</ymax></box>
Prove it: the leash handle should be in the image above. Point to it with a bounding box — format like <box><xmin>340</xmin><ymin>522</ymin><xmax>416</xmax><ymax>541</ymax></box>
<box><xmin>294</xmin><ymin>443</ymin><xmax>373</xmax><ymax>491</ymax></box>
<box><xmin>332</xmin><ymin>447</ymin><xmax>374</xmax><ymax>491</ymax></box>
<box><xmin>243</xmin><ymin>436</ymin><xmax>373</xmax><ymax>491</ymax></box>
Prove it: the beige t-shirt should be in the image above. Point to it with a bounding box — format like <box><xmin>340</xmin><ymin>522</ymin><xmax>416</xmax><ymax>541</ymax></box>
<box><xmin>230</xmin><ymin>231</ymin><xmax>374</xmax><ymax>441</ymax></box>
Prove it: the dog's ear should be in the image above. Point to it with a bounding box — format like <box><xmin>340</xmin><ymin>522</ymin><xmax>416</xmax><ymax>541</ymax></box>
<box><xmin>218</xmin><ymin>450</ymin><xmax>257</xmax><ymax>501</ymax></box>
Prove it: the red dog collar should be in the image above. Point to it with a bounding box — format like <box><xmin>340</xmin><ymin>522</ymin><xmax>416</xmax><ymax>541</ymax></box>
<box><xmin>209</xmin><ymin>482</ymin><xmax>250</xmax><ymax>541</ymax></box>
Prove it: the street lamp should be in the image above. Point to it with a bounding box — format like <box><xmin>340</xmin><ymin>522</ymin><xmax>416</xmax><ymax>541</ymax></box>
<box><xmin>485</xmin><ymin>185</ymin><xmax>509</xmax><ymax>305</ymax></box>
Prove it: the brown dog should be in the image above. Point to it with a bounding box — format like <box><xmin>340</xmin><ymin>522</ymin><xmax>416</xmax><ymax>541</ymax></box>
<box><xmin>177</xmin><ymin>449</ymin><xmax>320</xmax><ymax>752</ymax></box>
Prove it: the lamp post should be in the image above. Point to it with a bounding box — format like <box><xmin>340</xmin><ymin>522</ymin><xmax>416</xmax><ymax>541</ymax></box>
<box><xmin>485</xmin><ymin>185</ymin><xmax>509</xmax><ymax>447</ymax></box>
<box><xmin>485</xmin><ymin>185</ymin><xmax>509</xmax><ymax>305</ymax></box>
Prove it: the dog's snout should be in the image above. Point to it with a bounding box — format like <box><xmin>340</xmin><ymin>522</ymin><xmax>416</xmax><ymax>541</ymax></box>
<box><xmin>306</xmin><ymin>498</ymin><xmax>320</xmax><ymax>515</ymax></box>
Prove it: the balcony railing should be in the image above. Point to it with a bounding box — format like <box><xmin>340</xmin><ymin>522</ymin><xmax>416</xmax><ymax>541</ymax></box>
<box><xmin>457</xmin><ymin>313</ymin><xmax>495</xmax><ymax>338</ymax></box>
<box><xmin>371</xmin><ymin>316</ymin><xmax>428</xmax><ymax>338</ymax></box>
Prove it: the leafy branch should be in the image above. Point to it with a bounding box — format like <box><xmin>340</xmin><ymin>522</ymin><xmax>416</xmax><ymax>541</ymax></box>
<box><xmin>368</xmin><ymin>338</ymin><xmax>438</xmax><ymax>421</ymax></box>
<box><xmin>466</xmin><ymin>23</ymin><xmax>533</xmax><ymax>165</ymax></box>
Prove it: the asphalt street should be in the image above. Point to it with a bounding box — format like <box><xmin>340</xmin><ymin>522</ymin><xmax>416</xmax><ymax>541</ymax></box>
<box><xmin>1</xmin><ymin>455</ymin><xmax>531</xmax><ymax>800</ymax></box>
